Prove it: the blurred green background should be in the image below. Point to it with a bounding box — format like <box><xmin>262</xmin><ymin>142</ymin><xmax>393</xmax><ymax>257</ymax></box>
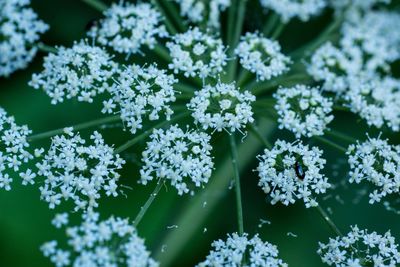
<box><xmin>1</xmin><ymin>1</ymin><xmax>399</xmax><ymax>266</ymax></box>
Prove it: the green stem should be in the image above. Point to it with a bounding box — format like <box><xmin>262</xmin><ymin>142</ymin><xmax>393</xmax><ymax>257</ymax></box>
<box><xmin>152</xmin><ymin>0</ymin><xmax>177</xmax><ymax>34</ymax></box>
<box><xmin>133</xmin><ymin>181</ymin><xmax>164</xmax><ymax>227</ymax></box>
<box><xmin>175</xmin><ymin>83</ymin><xmax>196</xmax><ymax>94</ymax></box>
<box><xmin>229</xmin><ymin>134</ymin><xmax>244</xmax><ymax>235</ymax></box>
<box><xmin>27</xmin><ymin>115</ymin><xmax>121</xmax><ymax>141</ymax></box>
<box><xmin>113</xmin><ymin>111</ymin><xmax>189</xmax><ymax>154</ymax></box>
<box><xmin>247</xmin><ymin>73</ymin><xmax>311</xmax><ymax>95</ymax></box>
<box><xmin>152</xmin><ymin>44</ymin><xmax>171</xmax><ymax>62</ymax></box>
<box><xmin>314</xmin><ymin>136</ymin><xmax>347</xmax><ymax>153</ymax></box>
<box><xmin>315</xmin><ymin>205</ymin><xmax>343</xmax><ymax>237</ymax></box>
<box><xmin>270</xmin><ymin>21</ymin><xmax>286</xmax><ymax>40</ymax></box>
<box><xmin>37</xmin><ymin>42</ymin><xmax>58</xmax><ymax>54</ymax></box>
<box><xmin>263</xmin><ymin>13</ymin><xmax>279</xmax><ymax>36</ymax></box>
<box><xmin>81</xmin><ymin>0</ymin><xmax>107</xmax><ymax>12</ymax></box>
<box><xmin>326</xmin><ymin>130</ymin><xmax>357</xmax><ymax>144</ymax></box>
<box><xmin>248</xmin><ymin>124</ymin><xmax>273</xmax><ymax>149</ymax></box>
<box><xmin>161</xmin><ymin>0</ymin><xmax>186</xmax><ymax>32</ymax></box>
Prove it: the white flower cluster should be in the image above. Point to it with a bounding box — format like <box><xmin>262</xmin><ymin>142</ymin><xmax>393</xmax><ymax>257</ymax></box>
<box><xmin>0</xmin><ymin>107</ymin><xmax>32</xmax><ymax>191</ymax></box>
<box><xmin>330</xmin><ymin>0</ymin><xmax>391</xmax><ymax>12</ymax></box>
<box><xmin>344</xmin><ymin>76</ymin><xmax>400</xmax><ymax>131</ymax></box>
<box><xmin>274</xmin><ymin>85</ymin><xmax>334</xmax><ymax>138</ymax></box>
<box><xmin>35</xmin><ymin>131</ymin><xmax>125</xmax><ymax>210</ymax></box>
<box><xmin>257</xmin><ymin>140</ymin><xmax>330</xmax><ymax>207</ymax></box>
<box><xmin>112</xmin><ymin>64</ymin><xmax>177</xmax><ymax>134</ymax></box>
<box><xmin>166</xmin><ymin>27</ymin><xmax>227</xmax><ymax>79</ymax></box>
<box><xmin>29</xmin><ymin>40</ymin><xmax>118</xmax><ymax>104</ymax></box>
<box><xmin>235</xmin><ymin>32</ymin><xmax>291</xmax><ymax>81</ymax></box>
<box><xmin>140</xmin><ymin>125</ymin><xmax>213</xmax><ymax>195</ymax></box>
<box><xmin>41</xmin><ymin>212</ymin><xmax>158</xmax><ymax>267</ymax></box>
<box><xmin>187</xmin><ymin>82</ymin><xmax>255</xmax><ymax>133</ymax></box>
<box><xmin>318</xmin><ymin>225</ymin><xmax>400</xmax><ymax>267</ymax></box>
<box><xmin>197</xmin><ymin>232</ymin><xmax>287</xmax><ymax>267</ymax></box>
<box><xmin>88</xmin><ymin>2</ymin><xmax>168</xmax><ymax>55</ymax></box>
<box><xmin>0</xmin><ymin>0</ymin><xmax>48</xmax><ymax>77</ymax></box>
<box><xmin>259</xmin><ymin>0</ymin><xmax>327</xmax><ymax>22</ymax></box>
<box><xmin>347</xmin><ymin>136</ymin><xmax>400</xmax><ymax>204</ymax></box>
<box><xmin>174</xmin><ymin>0</ymin><xmax>230</xmax><ymax>28</ymax></box>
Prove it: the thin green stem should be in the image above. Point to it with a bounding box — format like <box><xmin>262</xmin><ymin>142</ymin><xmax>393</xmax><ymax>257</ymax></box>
<box><xmin>37</xmin><ymin>42</ymin><xmax>58</xmax><ymax>53</ymax></box>
<box><xmin>270</xmin><ymin>21</ymin><xmax>285</xmax><ymax>40</ymax></box>
<box><xmin>326</xmin><ymin>130</ymin><xmax>357</xmax><ymax>144</ymax></box>
<box><xmin>263</xmin><ymin>13</ymin><xmax>279</xmax><ymax>36</ymax></box>
<box><xmin>81</xmin><ymin>0</ymin><xmax>107</xmax><ymax>12</ymax></box>
<box><xmin>229</xmin><ymin>134</ymin><xmax>244</xmax><ymax>235</ymax></box>
<box><xmin>248</xmin><ymin>124</ymin><xmax>272</xmax><ymax>149</ymax></box>
<box><xmin>175</xmin><ymin>83</ymin><xmax>196</xmax><ymax>94</ymax></box>
<box><xmin>133</xmin><ymin>181</ymin><xmax>164</xmax><ymax>227</ymax></box>
<box><xmin>247</xmin><ymin>73</ymin><xmax>311</xmax><ymax>95</ymax></box>
<box><xmin>152</xmin><ymin>44</ymin><xmax>171</xmax><ymax>62</ymax></box>
<box><xmin>315</xmin><ymin>204</ymin><xmax>343</xmax><ymax>237</ymax></box>
<box><xmin>113</xmin><ymin>111</ymin><xmax>189</xmax><ymax>154</ymax></box>
<box><xmin>314</xmin><ymin>136</ymin><xmax>347</xmax><ymax>153</ymax></box>
<box><xmin>161</xmin><ymin>1</ymin><xmax>186</xmax><ymax>32</ymax></box>
<box><xmin>152</xmin><ymin>0</ymin><xmax>177</xmax><ymax>34</ymax></box>
<box><xmin>28</xmin><ymin>115</ymin><xmax>121</xmax><ymax>142</ymax></box>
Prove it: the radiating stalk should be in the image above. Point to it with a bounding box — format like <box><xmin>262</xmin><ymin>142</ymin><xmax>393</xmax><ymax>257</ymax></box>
<box><xmin>248</xmin><ymin>124</ymin><xmax>272</xmax><ymax>149</ymax></box>
<box><xmin>81</xmin><ymin>0</ymin><xmax>107</xmax><ymax>12</ymax></box>
<box><xmin>37</xmin><ymin>42</ymin><xmax>58</xmax><ymax>53</ymax></box>
<box><xmin>270</xmin><ymin>21</ymin><xmax>285</xmax><ymax>40</ymax></box>
<box><xmin>314</xmin><ymin>136</ymin><xmax>347</xmax><ymax>153</ymax></box>
<box><xmin>315</xmin><ymin>204</ymin><xmax>343</xmax><ymax>237</ymax></box>
<box><xmin>229</xmin><ymin>134</ymin><xmax>244</xmax><ymax>235</ymax></box>
<box><xmin>28</xmin><ymin>115</ymin><xmax>121</xmax><ymax>141</ymax></box>
<box><xmin>133</xmin><ymin>181</ymin><xmax>164</xmax><ymax>227</ymax></box>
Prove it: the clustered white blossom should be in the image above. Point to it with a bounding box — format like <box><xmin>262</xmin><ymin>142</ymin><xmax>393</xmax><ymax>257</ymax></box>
<box><xmin>318</xmin><ymin>225</ymin><xmax>400</xmax><ymax>267</ymax></box>
<box><xmin>111</xmin><ymin>64</ymin><xmax>177</xmax><ymax>134</ymax></box>
<box><xmin>330</xmin><ymin>0</ymin><xmax>391</xmax><ymax>11</ymax></box>
<box><xmin>0</xmin><ymin>107</ymin><xmax>33</xmax><ymax>190</ymax></box>
<box><xmin>259</xmin><ymin>0</ymin><xmax>327</xmax><ymax>22</ymax></box>
<box><xmin>274</xmin><ymin>85</ymin><xmax>334</xmax><ymax>138</ymax></box>
<box><xmin>235</xmin><ymin>32</ymin><xmax>291</xmax><ymax>81</ymax></box>
<box><xmin>41</xmin><ymin>212</ymin><xmax>158</xmax><ymax>267</ymax></box>
<box><xmin>187</xmin><ymin>82</ymin><xmax>255</xmax><ymax>133</ymax></box>
<box><xmin>88</xmin><ymin>2</ymin><xmax>168</xmax><ymax>55</ymax></box>
<box><xmin>0</xmin><ymin>0</ymin><xmax>48</xmax><ymax>77</ymax></box>
<box><xmin>174</xmin><ymin>0</ymin><xmax>230</xmax><ymax>28</ymax></box>
<box><xmin>166</xmin><ymin>27</ymin><xmax>227</xmax><ymax>79</ymax></box>
<box><xmin>35</xmin><ymin>131</ymin><xmax>125</xmax><ymax>210</ymax></box>
<box><xmin>29</xmin><ymin>40</ymin><xmax>118</xmax><ymax>104</ymax></box>
<box><xmin>347</xmin><ymin>136</ymin><xmax>400</xmax><ymax>204</ymax></box>
<box><xmin>197</xmin><ymin>232</ymin><xmax>287</xmax><ymax>267</ymax></box>
<box><xmin>140</xmin><ymin>125</ymin><xmax>213</xmax><ymax>195</ymax></box>
<box><xmin>257</xmin><ymin>140</ymin><xmax>330</xmax><ymax>207</ymax></box>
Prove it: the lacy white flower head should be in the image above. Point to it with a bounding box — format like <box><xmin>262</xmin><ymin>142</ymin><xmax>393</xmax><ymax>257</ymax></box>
<box><xmin>140</xmin><ymin>125</ymin><xmax>213</xmax><ymax>195</ymax></box>
<box><xmin>347</xmin><ymin>135</ymin><xmax>400</xmax><ymax>205</ymax></box>
<box><xmin>174</xmin><ymin>0</ymin><xmax>230</xmax><ymax>28</ymax></box>
<box><xmin>166</xmin><ymin>27</ymin><xmax>227</xmax><ymax>79</ymax></box>
<box><xmin>197</xmin><ymin>232</ymin><xmax>287</xmax><ymax>267</ymax></box>
<box><xmin>35</xmin><ymin>131</ymin><xmax>125</xmax><ymax>211</ymax></box>
<box><xmin>257</xmin><ymin>140</ymin><xmax>330</xmax><ymax>208</ymax></box>
<box><xmin>259</xmin><ymin>0</ymin><xmax>327</xmax><ymax>22</ymax></box>
<box><xmin>187</xmin><ymin>82</ymin><xmax>255</xmax><ymax>133</ymax></box>
<box><xmin>0</xmin><ymin>0</ymin><xmax>48</xmax><ymax>77</ymax></box>
<box><xmin>41</xmin><ymin>212</ymin><xmax>158</xmax><ymax>267</ymax></box>
<box><xmin>235</xmin><ymin>32</ymin><xmax>291</xmax><ymax>81</ymax></box>
<box><xmin>307</xmin><ymin>42</ymin><xmax>361</xmax><ymax>94</ymax></box>
<box><xmin>340</xmin><ymin>10</ymin><xmax>400</xmax><ymax>73</ymax></box>
<box><xmin>345</xmin><ymin>75</ymin><xmax>400</xmax><ymax>131</ymax></box>
<box><xmin>274</xmin><ymin>85</ymin><xmax>334</xmax><ymax>138</ymax></box>
<box><xmin>29</xmin><ymin>40</ymin><xmax>118</xmax><ymax>104</ymax></box>
<box><xmin>0</xmin><ymin>107</ymin><xmax>33</xmax><ymax>191</ymax></box>
<box><xmin>318</xmin><ymin>225</ymin><xmax>400</xmax><ymax>267</ymax></box>
<box><xmin>88</xmin><ymin>2</ymin><xmax>168</xmax><ymax>55</ymax></box>
<box><xmin>330</xmin><ymin>0</ymin><xmax>391</xmax><ymax>11</ymax></box>
<box><xmin>111</xmin><ymin>64</ymin><xmax>177</xmax><ymax>134</ymax></box>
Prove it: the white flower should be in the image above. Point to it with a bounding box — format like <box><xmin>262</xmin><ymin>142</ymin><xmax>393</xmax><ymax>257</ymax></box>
<box><xmin>345</xmin><ymin>75</ymin><xmax>400</xmax><ymax>131</ymax></box>
<box><xmin>197</xmin><ymin>233</ymin><xmax>287</xmax><ymax>267</ymax></box>
<box><xmin>0</xmin><ymin>107</ymin><xmax>33</xmax><ymax>191</ymax></box>
<box><xmin>29</xmin><ymin>40</ymin><xmax>118</xmax><ymax>104</ymax></box>
<box><xmin>88</xmin><ymin>2</ymin><xmax>168</xmax><ymax>55</ymax></box>
<box><xmin>347</xmin><ymin>135</ymin><xmax>400</xmax><ymax>205</ymax></box>
<box><xmin>42</xmin><ymin>212</ymin><xmax>158</xmax><ymax>267</ymax></box>
<box><xmin>318</xmin><ymin>225</ymin><xmax>400</xmax><ymax>267</ymax></box>
<box><xmin>0</xmin><ymin>0</ymin><xmax>48</xmax><ymax>77</ymax></box>
<box><xmin>257</xmin><ymin>140</ymin><xmax>330</xmax><ymax>208</ymax></box>
<box><xmin>140</xmin><ymin>125</ymin><xmax>214</xmax><ymax>195</ymax></box>
<box><xmin>235</xmin><ymin>32</ymin><xmax>291</xmax><ymax>81</ymax></box>
<box><xmin>174</xmin><ymin>0</ymin><xmax>230</xmax><ymax>28</ymax></box>
<box><xmin>167</xmin><ymin>27</ymin><xmax>227</xmax><ymax>79</ymax></box>
<box><xmin>274</xmin><ymin>85</ymin><xmax>334</xmax><ymax>138</ymax></box>
<box><xmin>51</xmin><ymin>213</ymin><xmax>69</xmax><ymax>229</ymax></box>
<box><xmin>35</xmin><ymin>131</ymin><xmax>125</xmax><ymax>211</ymax></box>
<box><xmin>187</xmin><ymin>82</ymin><xmax>255</xmax><ymax>133</ymax></box>
<box><xmin>112</xmin><ymin>64</ymin><xmax>177</xmax><ymax>134</ymax></box>
<box><xmin>259</xmin><ymin>0</ymin><xmax>327</xmax><ymax>22</ymax></box>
